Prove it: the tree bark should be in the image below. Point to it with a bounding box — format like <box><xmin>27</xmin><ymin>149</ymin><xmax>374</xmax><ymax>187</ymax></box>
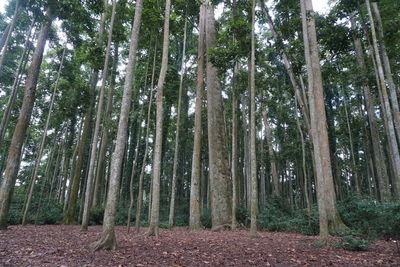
<box><xmin>262</xmin><ymin>111</ymin><xmax>279</xmax><ymax>197</ymax></box>
<box><xmin>0</xmin><ymin>7</ymin><xmax>53</xmax><ymax>230</ymax></box>
<box><xmin>147</xmin><ymin>0</ymin><xmax>171</xmax><ymax>238</ymax></box>
<box><xmin>189</xmin><ymin>3</ymin><xmax>206</xmax><ymax>232</ymax></box>
<box><xmin>90</xmin><ymin>0</ymin><xmax>143</xmax><ymax>251</ymax></box>
<box><xmin>249</xmin><ymin>0</ymin><xmax>259</xmax><ymax>238</ymax></box>
<box><xmin>301</xmin><ymin>0</ymin><xmax>346</xmax><ymax>241</ymax></box>
<box><xmin>205</xmin><ymin>0</ymin><xmax>232</xmax><ymax>229</ymax></box>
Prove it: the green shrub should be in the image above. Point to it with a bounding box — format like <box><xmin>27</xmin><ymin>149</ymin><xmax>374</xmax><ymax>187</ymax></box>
<box><xmin>89</xmin><ymin>206</ymin><xmax>104</xmax><ymax>225</ymax></box>
<box><xmin>236</xmin><ymin>205</ymin><xmax>250</xmax><ymax>226</ymax></box>
<box><xmin>333</xmin><ymin>236</ymin><xmax>370</xmax><ymax>251</ymax></box>
<box><xmin>35</xmin><ymin>203</ymin><xmax>63</xmax><ymax>224</ymax></box>
<box><xmin>201</xmin><ymin>208</ymin><xmax>212</xmax><ymax>229</ymax></box>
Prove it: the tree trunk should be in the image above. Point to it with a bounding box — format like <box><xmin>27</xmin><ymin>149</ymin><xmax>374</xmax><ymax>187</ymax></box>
<box><xmin>0</xmin><ymin>7</ymin><xmax>53</xmax><ymax>230</ymax></box>
<box><xmin>92</xmin><ymin>43</ymin><xmax>119</xmax><ymax>208</ymax></box>
<box><xmin>350</xmin><ymin>14</ymin><xmax>390</xmax><ymax>201</ymax></box>
<box><xmin>0</xmin><ymin>15</ymin><xmax>36</xmax><ymax>147</ymax></box>
<box><xmin>90</xmin><ymin>0</ymin><xmax>143</xmax><ymax>251</ymax></box>
<box><xmin>146</xmin><ymin>0</ymin><xmax>171</xmax><ymax>238</ymax></box>
<box><xmin>0</xmin><ymin>0</ymin><xmax>20</xmax><ymax>69</ymax></box>
<box><xmin>262</xmin><ymin>111</ymin><xmax>279</xmax><ymax>197</ymax></box>
<box><xmin>205</xmin><ymin>0</ymin><xmax>232</xmax><ymax>229</ymax></box>
<box><xmin>371</xmin><ymin>2</ymin><xmax>400</xmax><ymax>140</ymax></box>
<box><xmin>168</xmin><ymin>18</ymin><xmax>187</xmax><ymax>229</ymax></box>
<box><xmin>135</xmin><ymin>41</ymin><xmax>157</xmax><ymax>234</ymax></box>
<box><xmin>21</xmin><ymin>47</ymin><xmax>66</xmax><ymax>226</ymax></box>
<box><xmin>366</xmin><ymin>0</ymin><xmax>400</xmax><ymax>198</ymax></box>
<box><xmin>301</xmin><ymin>0</ymin><xmax>346</xmax><ymax>241</ymax></box>
<box><xmin>81</xmin><ymin>0</ymin><xmax>117</xmax><ymax>231</ymax></box>
<box><xmin>249</xmin><ymin>0</ymin><xmax>259</xmax><ymax>238</ymax></box>
<box><xmin>189</xmin><ymin>3</ymin><xmax>206</xmax><ymax>232</ymax></box>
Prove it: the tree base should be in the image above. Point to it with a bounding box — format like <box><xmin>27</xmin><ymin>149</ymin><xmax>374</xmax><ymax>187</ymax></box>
<box><xmin>249</xmin><ymin>230</ymin><xmax>260</xmax><ymax>238</ymax></box>
<box><xmin>144</xmin><ymin>226</ymin><xmax>159</xmax><ymax>238</ymax></box>
<box><xmin>90</xmin><ymin>229</ymin><xmax>117</xmax><ymax>251</ymax></box>
<box><xmin>211</xmin><ymin>224</ymin><xmax>231</xmax><ymax>232</ymax></box>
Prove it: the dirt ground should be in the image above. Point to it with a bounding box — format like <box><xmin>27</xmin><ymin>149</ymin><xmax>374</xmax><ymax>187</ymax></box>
<box><xmin>0</xmin><ymin>225</ymin><xmax>399</xmax><ymax>266</ymax></box>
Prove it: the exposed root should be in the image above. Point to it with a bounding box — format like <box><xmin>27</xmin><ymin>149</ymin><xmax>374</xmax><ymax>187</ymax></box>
<box><xmin>90</xmin><ymin>229</ymin><xmax>117</xmax><ymax>251</ymax></box>
<box><xmin>211</xmin><ymin>224</ymin><xmax>231</xmax><ymax>232</ymax></box>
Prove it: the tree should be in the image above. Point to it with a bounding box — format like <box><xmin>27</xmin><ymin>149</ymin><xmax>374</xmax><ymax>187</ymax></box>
<box><xmin>0</xmin><ymin>7</ymin><xmax>53</xmax><ymax>230</ymax></box>
<box><xmin>90</xmin><ymin>0</ymin><xmax>144</xmax><ymax>251</ymax></box>
<box><xmin>146</xmin><ymin>0</ymin><xmax>171</xmax><ymax>238</ymax></box>
<box><xmin>205</xmin><ymin>0</ymin><xmax>232</xmax><ymax>229</ymax></box>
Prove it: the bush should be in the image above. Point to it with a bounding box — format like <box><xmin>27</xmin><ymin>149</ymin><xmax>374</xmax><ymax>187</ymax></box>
<box><xmin>35</xmin><ymin>203</ymin><xmax>63</xmax><ymax>225</ymax></box>
<box><xmin>333</xmin><ymin>236</ymin><xmax>370</xmax><ymax>251</ymax></box>
<box><xmin>89</xmin><ymin>206</ymin><xmax>104</xmax><ymax>225</ymax></box>
<box><xmin>201</xmin><ymin>208</ymin><xmax>212</xmax><ymax>229</ymax></box>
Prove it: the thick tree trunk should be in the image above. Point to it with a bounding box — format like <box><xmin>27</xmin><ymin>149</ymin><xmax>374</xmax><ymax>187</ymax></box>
<box><xmin>249</xmin><ymin>0</ymin><xmax>259</xmax><ymax>238</ymax></box>
<box><xmin>366</xmin><ymin>0</ymin><xmax>400</xmax><ymax>198</ymax></box>
<box><xmin>205</xmin><ymin>0</ymin><xmax>232</xmax><ymax>229</ymax></box>
<box><xmin>0</xmin><ymin>8</ymin><xmax>53</xmax><ymax>230</ymax></box>
<box><xmin>81</xmin><ymin>0</ymin><xmax>117</xmax><ymax>231</ymax></box>
<box><xmin>189</xmin><ymin>3</ymin><xmax>206</xmax><ymax>232</ymax></box>
<box><xmin>90</xmin><ymin>0</ymin><xmax>143</xmax><ymax>251</ymax></box>
<box><xmin>0</xmin><ymin>16</ymin><xmax>36</xmax><ymax>147</ymax></box>
<box><xmin>147</xmin><ymin>0</ymin><xmax>171</xmax><ymax>238</ymax></box>
<box><xmin>21</xmin><ymin>47</ymin><xmax>66</xmax><ymax>226</ymax></box>
<box><xmin>168</xmin><ymin>19</ymin><xmax>187</xmax><ymax>229</ymax></box>
<box><xmin>301</xmin><ymin>0</ymin><xmax>346</xmax><ymax>241</ymax></box>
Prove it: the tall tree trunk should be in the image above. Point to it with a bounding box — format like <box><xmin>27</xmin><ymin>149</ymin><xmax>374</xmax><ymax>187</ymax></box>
<box><xmin>21</xmin><ymin>47</ymin><xmax>66</xmax><ymax>226</ymax></box>
<box><xmin>0</xmin><ymin>7</ymin><xmax>53</xmax><ymax>230</ymax></box>
<box><xmin>0</xmin><ymin>0</ymin><xmax>20</xmax><ymax>69</ymax></box>
<box><xmin>189</xmin><ymin>3</ymin><xmax>206</xmax><ymax>232</ymax></box>
<box><xmin>135</xmin><ymin>41</ymin><xmax>157</xmax><ymax>234</ymax></box>
<box><xmin>147</xmin><ymin>0</ymin><xmax>171</xmax><ymax>238</ymax></box>
<box><xmin>168</xmin><ymin>18</ymin><xmax>187</xmax><ymax>229</ymax></box>
<box><xmin>81</xmin><ymin>0</ymin><xmax>117</xmax><ymax>231</ymax></box>
<box><xmin>205</xmin><ymin>0</ymin><xmax>232</xmax><ymax>229</ymax></box>
<box><xmin>262</xmin><ymin>111</ymin><xmax>279</xmax><ymax>197</ymax></box>
<box><xmin>366</xmin><ymin>0</ymin><xmax>400</xmax><ymax>198</ymax></box>
<box><xmin>350</xmin><ymin>14</ymin><xmax>390</xmax><ymax>201</ymax></box>
<box><xmin>92</xmin><ymin>43</ymin><xmax>119</xmax><ymax>208</ymax></box>
<box><xmin>371</xmin><ymin>2</ymin><xmax>400</xmax><ymax>140</ymax></box>
<box><xmin>90</xmin><ymin>0</ymin><xmax>143</xmax><ymax>251</ymax></box>
<box><xmin>301</xmin><ymin>0</ymin><xmax>346</xmax><ymax>241</ymax></box>
<box><xmin>0</xmin><ymin>16</ymin><xmax>36</xmax><ymax>147</ymax></box>
<box><xmin>231</xmin><ymin>62</ymin><xmax>239</xmax><ymax>229</ymax></box>
<box><xmin>249</xmin><ymin>0</ymin><xmax>259</xmax><ymax>238</ymax></box>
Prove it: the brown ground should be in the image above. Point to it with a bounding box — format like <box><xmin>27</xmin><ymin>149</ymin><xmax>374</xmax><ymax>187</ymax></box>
<box><xmin>0</xmin><ymin>225</ymin><xmax>398</xmax><ymax>266</ymax></box>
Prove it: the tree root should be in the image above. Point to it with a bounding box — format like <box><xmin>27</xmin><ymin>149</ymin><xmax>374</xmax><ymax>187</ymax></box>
<box><xmin>90</xmin><ymin>229</ymin><xmax>116</xmax><ymax>251</ymax></box>
<box><xmin>211</xmin><ymin>224</ymin><xmax>231</xmax><ymax>232</ymax></box>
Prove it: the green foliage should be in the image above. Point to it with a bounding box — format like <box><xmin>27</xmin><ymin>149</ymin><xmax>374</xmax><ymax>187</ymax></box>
<box><xmin>35</xmin><ymin>203</ymin><xmax>63</xmax><ymax>225</ymax></box>
<box><xmin>333</xmin><ymin>236</ymin><xmax>370</xmax><ymax>251</ymax></box>
<box><xmin>89</xmin><ymin>206</ymin><xmax>104</xmax><ymax>225</ymax></box>
<box><xmin>200</xmin><ymin>208</ymin><xmax>212</xmax><ymax>229</ymax></box>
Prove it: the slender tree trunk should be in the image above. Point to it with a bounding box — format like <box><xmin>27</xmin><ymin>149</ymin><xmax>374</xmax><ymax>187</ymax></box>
<box><xmin>189</xmin><ymin>3</ymin><xmax>206</xmax><ymax>231</ymax></box>
<box><xmin>0</xmin><ymin>8</ymin><xmax>53</xmax><ymax>230</ymax></box>
<box><xmin>301</xmin><ymin>0</ymin><xmax>346</xmax><ymax>241</ymax></box>
<box><xmin>342</xmin><ymin>92</ymin><xmax>360</xmax><ymax>194</ymax></box>
<box><xmin>81</xmin><ymin>0</ymin><xmax>117</xmax><ymax>231</ymax></box>
<box><xmin>168</xmin><ymin>19</ymin><xmax>187</xmax><ymax>229</ymax></box>
<box><xmin>205</xmin><ymin>0</ymin><xmax>232</xmax><ymax>229</ymax></box>
<box><xmin>366</xmin><ymin>0</ymin><xmax>400</xmax><ymax>198</ymax></box>
<box><xmin>0</xmin><ymin>16</ymin><xmax>36</xmax><ymax>147</ymax></box>
<box><xmin>127</xmin><ymin>127</ymin><xmax>141</xmax><ymax>233</ymax></box>
<box><xmin>146</xmin><ymin>0</ymin><xmax>171</xmax><ymax>238</ymax></box>
<box><xmin>135</xmin><ymin>41</ymin><xmax>157</xmax><ymax>234</ymax></box>
<box><xmin>371</xmin><ymin>2</ymin><xmax>400</xmax><ymax>140</ymax></box>
<box><xmin>21</xmin><ymin>47</ymin><xmax>66</xmax><ymax>226</ymax></box>
<box><xmin>90</xmin><ymin>0</ymin><xmax>143</xmax><ymax>251</ymax></box>
<box><xmin>262</xmin><ymin>111</ymin><xmax>279</xmax><ymax>197</ymax></box>
<box><xmin>0</xmin><ymin>0</ymin><xmax>20</xmax><ymax>69</ymax></box>
<box><xmin>350</xmin><ymin>14</ymin><xmax>390</xmax><ymax>201</ymax></box>
<box><xmin>92</xmin><ymin>43</ymin><xmax>119</xmax><ymax>208</ymax></box>
<box><xmin>231</xmin><ymin>62</ymin><xmax>239</xmax><ymax>229</ymax></box>
<box><xmin>249</xmin><ymin>0</ymin><xmax>259</xmax><ymax>238</ymax></box>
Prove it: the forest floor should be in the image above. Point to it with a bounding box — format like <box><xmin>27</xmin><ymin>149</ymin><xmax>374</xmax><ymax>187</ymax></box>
<box><xmin>0</xmin><ymin>225</ymin><xmax>399</xmax><ymax>266</ymax></box>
